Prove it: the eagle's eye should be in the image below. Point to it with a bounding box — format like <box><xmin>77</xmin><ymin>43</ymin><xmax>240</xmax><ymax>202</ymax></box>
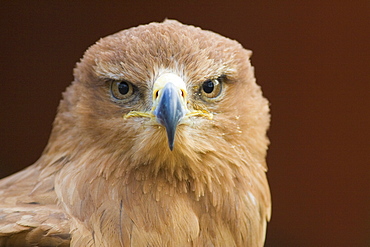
<box><xmin>201</xmin><ymin>78</ymin><xmax>222</xmax><ymax>99</ymax></box>
<box><xmin>111</xmin><ymin>80</ymin><xmax>135</xmax><ymax>101</ymax></box>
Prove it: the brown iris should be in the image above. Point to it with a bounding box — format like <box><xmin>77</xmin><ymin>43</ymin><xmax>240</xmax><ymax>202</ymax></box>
<box><xmin>201</xmin><ymin>78</ymin><xmax>222</xmax><ymax>99</ymax></box>
<box><xmin>111</xmin><ymin>80</ymin><xmax>135</xmax><ymax>101</ymax></box>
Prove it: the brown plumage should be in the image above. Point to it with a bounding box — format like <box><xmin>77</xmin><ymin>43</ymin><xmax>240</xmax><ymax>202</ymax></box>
<box><xmin>0</xmin><ymin>20</ymin><xmax>271</xmax><ymax>246</ymax></box>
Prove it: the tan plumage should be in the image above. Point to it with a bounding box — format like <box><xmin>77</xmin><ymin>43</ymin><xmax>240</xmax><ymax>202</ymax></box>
<box><xmin>0</xmin><ymin>20</ymin><xmax>271</xmax><ymax>246</ymax></box>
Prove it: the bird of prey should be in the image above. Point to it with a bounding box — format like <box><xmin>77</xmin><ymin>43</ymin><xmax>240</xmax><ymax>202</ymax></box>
<box><xmin>0</xmin><ymin>20</ymin><xmax>271</xmax><ymax>246</ymax></box>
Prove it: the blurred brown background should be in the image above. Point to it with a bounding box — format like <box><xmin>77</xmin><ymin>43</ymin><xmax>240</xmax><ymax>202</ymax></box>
<box><xmin>0</xmin><ymin>1</ymin><xmax>369</xmax><ymax>246</ymax></box>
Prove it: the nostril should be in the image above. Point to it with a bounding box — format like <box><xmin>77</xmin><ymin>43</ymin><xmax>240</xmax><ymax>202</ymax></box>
<box><xmin>155</xmin><ymin>90</ymin><xmax>159</xmax><ymax>99</ymax></box>
<box><xmin>181</xmin><ymin>90</ymin><xmax>185</xmax><ymax>98</ymax></box>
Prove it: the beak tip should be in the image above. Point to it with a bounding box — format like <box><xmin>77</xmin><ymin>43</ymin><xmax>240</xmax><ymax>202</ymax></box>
<box><xmin>169</xmin><ymin>143</ymin><xmax>174</xmax><ymax>151</ymax></box>
<box><xmin>166</xmin><ymin>129</ymin><xmax>176</xmax><ymax>151</ymax></box>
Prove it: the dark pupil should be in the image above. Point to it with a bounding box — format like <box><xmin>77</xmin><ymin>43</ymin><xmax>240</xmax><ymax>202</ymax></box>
<box><xmin>202</xmin><ymin>80</ymin><xmax>214</xmax><ymax>94</ymax></box>
<box><xmin>118</xmin><ymin>81</ymin><xmax>129</xmax><ymax>95</ymax></box>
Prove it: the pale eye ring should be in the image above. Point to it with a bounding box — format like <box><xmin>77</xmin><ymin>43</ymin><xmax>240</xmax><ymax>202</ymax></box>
<box><xmin>201</xmin><ymin>78</ymin><xmax>222</xmax><ymax>99</ymax></box>
<box><xmin>110</xmin><ymin>80</ymin><xmax>135</xmax><ymax>101</ymax></box>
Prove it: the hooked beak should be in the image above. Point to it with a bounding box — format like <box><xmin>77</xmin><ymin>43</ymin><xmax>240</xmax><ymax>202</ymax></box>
<box><xmin>152</xmin><ymin>73</ymin><xmax>187</xmax><ymax>150</ymax></box>
<box><xmin>124</xmin><ymin>72</ymin><xmax>212</xmax><ymax>151</ymax></box>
